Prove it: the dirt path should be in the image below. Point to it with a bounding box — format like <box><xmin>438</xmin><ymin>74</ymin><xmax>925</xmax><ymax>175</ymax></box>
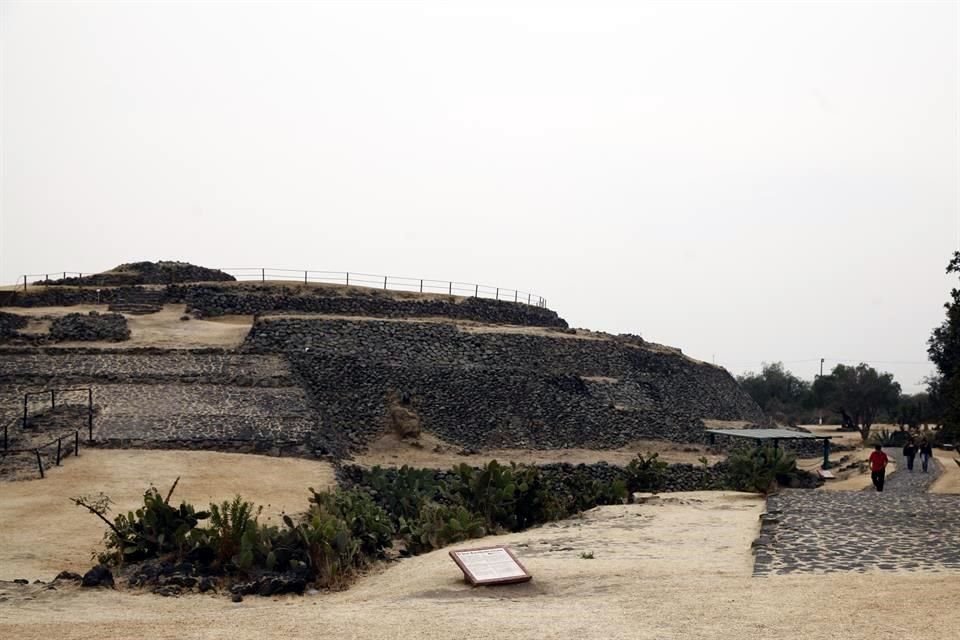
<box><xmin>0</xmin><ymin>450</ymin><xmax>336</xmax><ymax>580</ymax></box>
<box><xmin>1</xmin><ymin>491</ymin><xmax>958</xmax><ymax>639</ymax></box>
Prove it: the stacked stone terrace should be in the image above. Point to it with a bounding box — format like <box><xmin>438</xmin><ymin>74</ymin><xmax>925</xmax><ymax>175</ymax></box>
<box><xmin>242</xmin><ymin>317</ymin><xmax>764</xmax><ymax>455</ymax></box>
<box><xmin>0</xmin><ymin>351</ymin><xmax>317</xmax><ymax>453</ymax></box>
<box><xmin>1</xmin><ymin>263</ymin><xmax>765</xmax><ymax>458</ymax></box>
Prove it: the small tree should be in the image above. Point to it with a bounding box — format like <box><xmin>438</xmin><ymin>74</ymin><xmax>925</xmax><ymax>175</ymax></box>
<box><xmin>812</xmin><ymin>363</ymin><xmax>900</xmax><ymax>441</ymax></box>
<box><xmin>928</xmin><ymin>252</ymin><xmax>960</xmax><ymax>442</ymax></box>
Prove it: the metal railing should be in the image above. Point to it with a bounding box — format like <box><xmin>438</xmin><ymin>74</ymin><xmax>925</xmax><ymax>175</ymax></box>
<box><xmin>11</xmin><ymin>268</ymin><xmax>548</xmax><ymax>308</ymax></box>
<box><xmin>0</xmin><ymin>429</ymin><xmax>81</xmax><ymax>479</ymax></box>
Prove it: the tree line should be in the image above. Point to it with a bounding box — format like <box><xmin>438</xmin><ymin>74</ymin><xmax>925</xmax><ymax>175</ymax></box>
<box><xmin>740</xmin><ymin>251</ymin><xmax>960</xmax><ymax>444</ymax></box>
<box><xmin>736</xmin><ymin>362</ymin><xmax>931</xmax><ymax>441</ymax></box>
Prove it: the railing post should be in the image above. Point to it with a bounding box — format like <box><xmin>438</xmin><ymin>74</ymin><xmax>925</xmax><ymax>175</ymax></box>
<box><xmin>496</xmin><ymin>288</ymin><xmax>499</xmax><ymax>300</ymax></box>
<box><xmin>346</xmin><ymin>272</ymin><xmax>350</xmax><ymax>286</ymax></box>
<box><xmin>63</xmin><ymin>272</ymin><xmax>66</xmax><ymax>280</ymax></box>
<box><xmin>384</xmin><ymin>276</ymin><xmax>388</xmax><ymax>290</ymax></box>
<box><xmin>35</xmin><ymin>450</ymin><xmax>44</xmax><ymax>479</ymax></box>
<box><xmin>420</xmin><ymin>279</ymin><xmax>423</xmax><ymax>293</ymax></box>
<box><xmin>475</xmin><ymin>284</ymin><xmax>478</xmax><ymax>297</ymax></box>
<box><xmin>23</xmin><ymin>275</ymin><xmax>27</xmax><ymax>292</ymax></box>
<box><xmin>56</xmin><ymin>437</ymin><xmax>62</xmax><ymax>466</ymax></box>
<box><xmin>448</xmin><ymin>282</ymin><xmax>452</xmax><ymax>295</ymax></box>
<box><xmin>514</xmin><ymin>290</ymin><xmax>517</xmax><ymax>302</ymax></box>
<box><xmin>261</xmin><ymin>268</ymin><xmax>265</xmax><ymax>282</ymax></box>
<box><xmin>527</xmin><ymin>293</ymin><xmax>531</xmax><ymax>304</ymax></box>
<box><xmin>87</xmin><ymin>388</ymin><xmax>93</xmax><ymax>442</ymax></box>
<box><xmin>51</xmin><ymin>389</ymin><xmax>56</xmax><ymax>409</ymax></box>
<box><xmin>304</xmin><ymin>270</ymin><xmax>308</xmax><ymax>284</ymax></box>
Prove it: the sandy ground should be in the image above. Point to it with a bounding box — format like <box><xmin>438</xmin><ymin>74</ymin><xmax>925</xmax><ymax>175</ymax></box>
<box><xmin>2</xmin><ymin>490</ymin><xmax>958</xmax><ymax>639</ymax></box>
<box><xmin>930</xmin><ymin>450</ymin><xmax>960</xmax><ymax>494</ymax></box>
<box><xmin>353</xmin><ymin>432</ymin><xmax>724</xmax><ymax>468</ymax></box>
<box><xmin>4</xmin><ymin>305</ymin><xmax>252</xmax><ymax>349</ymax></box>
<box><xmin>0</xmin><ymin>450</ymin><xmax>336</xmax><ymax>581</ymax></box>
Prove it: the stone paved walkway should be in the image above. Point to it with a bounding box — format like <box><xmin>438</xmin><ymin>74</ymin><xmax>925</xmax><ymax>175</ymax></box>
<box><xmin>753</xmin><ymin>447</ymin><xmax>960</xmax><ymax>575</ymax></box>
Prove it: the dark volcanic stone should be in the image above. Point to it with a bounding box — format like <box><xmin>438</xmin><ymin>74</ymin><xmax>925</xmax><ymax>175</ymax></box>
<box><xmin>81</xmin><ymin>565</ymin><xmax>115</xmax><ymax>588</ymax></box>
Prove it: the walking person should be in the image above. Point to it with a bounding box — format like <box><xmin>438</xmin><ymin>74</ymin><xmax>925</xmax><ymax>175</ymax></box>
<box><xmin>903</xmin><ymin>438</ymin><xmax>917</xmax><ymax>472</ymax></box>
<box><xmin>869</xmin><ymin>444</ymin><xmax>890</xmax><ymax>492</ymax></box>
<box><xmin>919</xmin><ymin>438</ymin><xmax>933</xmax><ymax>473</ymax></box>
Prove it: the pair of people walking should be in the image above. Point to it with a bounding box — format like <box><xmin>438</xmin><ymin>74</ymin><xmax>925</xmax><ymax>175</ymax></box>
<box><xmin>902</xmin><ymin>438</ymin><xmax>933</xmax><ymax>473</ymax></box>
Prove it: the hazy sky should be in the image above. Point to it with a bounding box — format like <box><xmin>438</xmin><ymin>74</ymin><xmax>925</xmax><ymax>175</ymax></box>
<box><xmin>1</xmin><ymin>1</ymin><xmax>957</xmax><ymax>391</ymax></box>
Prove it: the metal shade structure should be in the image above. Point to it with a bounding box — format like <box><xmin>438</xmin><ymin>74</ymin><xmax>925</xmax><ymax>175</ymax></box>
<box><xmin>706</xmin><ymin>428</ymin><xmax>834</xmax><ymax>469</ymax></box>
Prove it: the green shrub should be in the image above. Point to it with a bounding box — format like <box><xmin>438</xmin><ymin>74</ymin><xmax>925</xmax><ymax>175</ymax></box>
<box><xmin>283</xmin><ymin>508</ymin><xmax>359</xmax><ymax>588</ymax></box>
<box><xmin>624</xmin><ymin>452</ymin><xmax>668</xmax><ymax>492</ymax></box>
<box><xmin>309</xmin><ymin>488</ymin><xmax>394</xmax><ymax>558</ymax></box>
<box><xmin>399</xmin><ymin>502</ymin><xmax>486</xmax><ymax>554</ymax></box>
<box><xmin>361</xmin><ymin>465</ymin><xmax>440</xmax><ymax>527</ymax></box>
<box><xmin>92</xmin><ymin>481</ymin><xmax>209</xmax><ymax>563</ymax></box>
<box><xmin>204</xmin><ymin>496</ymin><xmax>262</xmax><ymax>568</ymax></box>
<box><xmin>725</xmin><ymin>445</ymin><xmax>798</xmax><ymax>494</ymax></box>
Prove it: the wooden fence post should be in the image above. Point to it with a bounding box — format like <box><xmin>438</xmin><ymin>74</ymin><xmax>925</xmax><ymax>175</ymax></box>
<box><xmin>475</xmin><ymin>284</ymin><xmax>478</xmax><ymax>297</ymax></box>
<box><xmin>56</xmin><ymin>437</ymin><xmax>62</xmax><ymax>465</ymax></box>
<box><xmin>384</xmin><ymin>276</ymin><xmax>388</xmax><ymax>289</ymax></box>
<box><xmin>420</xmin><ymin>279</ymin><xmax>423</xmax><ymax>293</ymax></box>
<box><xmin>346</xmin><ymin>272</ymin><xmax>350</xmax><ymax>286</ymax></box>
<box><xmin>261</xmin><ymin>268</ymin><xmax>265</xmax><ymax>282</ymax></box>
<box><xmin>304</xmin><ymin>271</ymin><xmax>308</xmax><ymax>284</ymax></box>
<box><xmin>35</xmin><ymin>450</ymin><xmax>44</xmax><ymax>479</ymax></box>
<box><xmin>496</xmin><ymin>288</ymin><xmax>499</xmax><ymax>300</ymax></box>
<box><xmin>448</xmin><ymin>282</ymin><xmax>452</xmax><ymax>295</ymax></box>
<box><xmin>75</xmin><ymin>430</ymin><xmax>79</xmax><ymax>456</ymax></box>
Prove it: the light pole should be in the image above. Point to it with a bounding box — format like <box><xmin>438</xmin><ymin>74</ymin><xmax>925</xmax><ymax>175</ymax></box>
<box><xmin>817</xmin><ymin>358</ymin><xmax>825</xmax><ymax>425</ymax></box>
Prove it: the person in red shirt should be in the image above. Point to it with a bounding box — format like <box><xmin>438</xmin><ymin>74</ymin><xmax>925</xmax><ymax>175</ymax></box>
<box><xmin>868</xmin><ymin>444</ymin><xmax>890</xmax><ymax>492</ymax></box>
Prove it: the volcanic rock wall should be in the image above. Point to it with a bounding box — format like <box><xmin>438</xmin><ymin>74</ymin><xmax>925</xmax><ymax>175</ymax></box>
<box><xmin>0</xmin><ymin>350</ymin><xmax>317</xmax><ymax>453</ymax></box>
<box><xmin>243</xmin><ymin>317</ymin><xmax>764</xmax><ymax>454</ymax></box>
<box><xmin>170</xmin><ymin>284</ymin><xmax>567</xmax><ymax>328</ymax></box>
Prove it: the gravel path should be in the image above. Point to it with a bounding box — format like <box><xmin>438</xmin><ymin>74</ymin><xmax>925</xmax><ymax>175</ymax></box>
<box><xmin>753</xmin><ymin>447</ymin><xmax>960</xmax><ymax>575</ymax></box>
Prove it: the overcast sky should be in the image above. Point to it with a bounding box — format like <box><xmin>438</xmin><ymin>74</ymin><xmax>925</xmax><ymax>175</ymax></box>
<box><xmin>1</xmin><ymin>1</ymin><xmax>957</xmax><ymax>391</ymax></box>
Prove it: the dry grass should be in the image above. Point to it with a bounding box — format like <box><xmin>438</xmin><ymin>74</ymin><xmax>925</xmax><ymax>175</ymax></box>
<box><xmin>0</xmin><ymin>449</ymin><xmax>336</xmax><ymax>581</ymax></box>
<box><xmin>1</xmin><ymin>490</ymin><xmax>959</xmax><ymax>639</ymax></box>
<box><xmin>353</xmin><ymin>431</ymin><xmax>724</xmax><ymax>468</ymax></box>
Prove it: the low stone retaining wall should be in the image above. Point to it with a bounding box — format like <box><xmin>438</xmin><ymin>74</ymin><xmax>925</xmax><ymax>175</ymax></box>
<box><xmin>336</xmin><ymin>460</ymin><xmax>729</xmax><ymax>494</ymax></box>
<box><xmin>50</xmin><ymin>312</ymin><xmax>129</xmax><ymax>342</ymax></box>
<box><xmin>0</xmin><ymin>311</ymin><xmax>27</xmax><ymax>340</ymax></box>
<box><xmin>169</xmin><ymin>284</ymin><xmax>568</xmax><ymax>328</ymax></box>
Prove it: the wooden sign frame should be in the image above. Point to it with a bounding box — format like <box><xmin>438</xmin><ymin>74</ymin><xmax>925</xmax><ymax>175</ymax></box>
<box><xmin>448</xmin><ymin>545</ymin><xmax>532</xmax><ymax>586</ymax></box>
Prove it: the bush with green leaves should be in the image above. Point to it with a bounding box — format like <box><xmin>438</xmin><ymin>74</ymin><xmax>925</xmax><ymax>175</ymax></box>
<box><xmin>399</xmin><ymin>502</ymin><xmax>486</xmax><ymax>554</ymax></box>
<box><xmin>204</xmin><ymin>496</ymin><xmax>262</xmax><ymax>568</ymax></box>
<box><xmin>725</xmin><ymin>445</ymin><xmax>798</xmax><ymax>494</ymax></box>
<box><xmin>309</xmin><ymin>487</ymin><xmax>394</xmax><ymax>559</ymax></box>
<box><xmin>73</xmin><ymin>480</ymin><xmax>209</xmax><ymax>564</ymax></box>
<box><xmin>360</xmin><ymin>465</ymin><xmax>440</xmax><ymax>527</ymax></box>
<box><xmin>624</xmin><ymin>452</ymin><xmax>668</xmax><ymax>492</ymax></box>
